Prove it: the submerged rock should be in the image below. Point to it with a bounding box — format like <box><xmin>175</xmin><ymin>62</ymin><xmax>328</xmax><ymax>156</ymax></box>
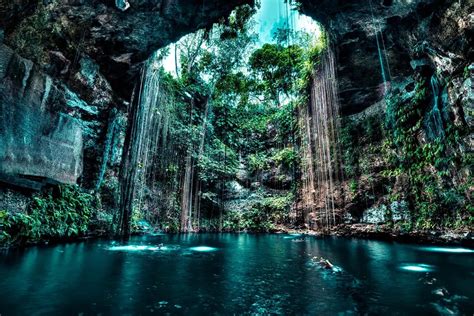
<box><xmin>115</xmin><ymin>0</ymin><xmax>130</xmax><ymax>12</ymax></box>
<box><xmin>432</xmin><ymin>287</ymin><xmax>449</xmax><ymax>297</ymax></box>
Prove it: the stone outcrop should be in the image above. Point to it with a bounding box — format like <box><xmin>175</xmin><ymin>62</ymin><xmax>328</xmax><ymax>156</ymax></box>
<box><xmin>0</xmin><ymin>44</ymin><xmax>82</xmax><ymax>188</ymax></box>
<box><xmin>297</xmin><ymin>0</ymin><xmax>472</xmax><ymax>228</ymax></box>
<box><xmin>0</xmin><ymin>0</ymin><xmax>254</xmax><ymax>96</ymax></box>
<box><xmin>298</xmin><ymin>0</ymin><xmax>473</xmax><ymax>115</ymax></box>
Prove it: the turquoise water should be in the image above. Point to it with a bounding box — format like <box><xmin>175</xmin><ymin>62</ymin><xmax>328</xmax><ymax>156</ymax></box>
<box><xmin>0</xmin><ymin>234</ymin><xmax>473</xmax><ymax>315</ymax></box>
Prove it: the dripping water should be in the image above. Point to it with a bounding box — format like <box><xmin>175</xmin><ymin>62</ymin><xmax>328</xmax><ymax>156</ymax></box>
<box><xmin>369</xmin><ymin>0</ymin><xmax>392</xmax><ymax>94</ymax></box>
<box><xmin>300</xmin><ymin>47</ymin><xmax>342</xmax><ymax>230</ymax></box>
<box><xmin>425</xmin><ymin>74</ymin><xmax>445</xmax><ymax>140</ymax></box>
<box><xmin>118</xmin><ymin>52</ymin><xmax>175</xmax><ymax>236</ymax></box>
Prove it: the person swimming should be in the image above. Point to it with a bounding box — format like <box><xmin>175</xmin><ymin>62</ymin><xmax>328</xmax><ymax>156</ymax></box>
<box><xmin>312</xmin><ymin>256</ymin><xmax>337</xmax><ymax>270</ymax></box>
<box><xmin>319</xmin><ymin>258</ymin><xmax>334</xmax><ymax>270</ymax></box>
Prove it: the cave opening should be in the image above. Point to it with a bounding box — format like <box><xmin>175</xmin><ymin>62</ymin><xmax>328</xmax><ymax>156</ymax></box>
<box><xmin>117</xmin><ymin>0</ymin><xmax>336</xmax><ymax>235</ymax></box>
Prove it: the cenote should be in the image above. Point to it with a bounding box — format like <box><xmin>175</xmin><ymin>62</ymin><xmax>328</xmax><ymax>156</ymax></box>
<box><xmin>0</xmin><ymin>0</ymin><xmax>473</xmax><ymax>314</ymax></box>
<box><xmin>1</xmin><ymin>234</ymin><xmax>473</xmax><ymax>315</ymax></box>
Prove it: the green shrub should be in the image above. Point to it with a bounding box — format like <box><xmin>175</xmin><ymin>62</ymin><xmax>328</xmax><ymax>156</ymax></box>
<box><xmin>223</xmin><ymin>193</ymin><xmax>294</xmax><ymax>232</ymax></box>
<box><xmin>0</xmin><ymin>185</ymin><xmax>94</xmax><ymax>246</ymax></box>
<box><xmin>271</xmin><ymin>148</ymin><xmax>298</xmax><ymax>169</ymax></box>
<box><xmin>382</xmin><ymin>79</ymin><xmax>472</xmax><ymax>229</ymax></box>
<box><xmin>248</xmin><ymin>152</ymin><xmax>269</xmax><ymax>173</ymax></box>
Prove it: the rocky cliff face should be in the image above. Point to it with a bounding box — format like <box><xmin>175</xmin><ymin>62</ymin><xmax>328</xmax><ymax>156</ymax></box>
<box><xmin>299</xmin><ymin>0</ymin><xmax>473</xmax><ymax>116</ymax></box>
<box><xmin>0</xmin><ymin>0</ymin><xmax>252</xmax><ymax>190</ymax></box>
<box><xmin>0</xmin><ymin>44</ymin><xmax>83</xmax><ymax>189</ymax></box>
<box><xmin>299</xmin><ymin>0</ymin><xmax>473</xmax><ymax>230</ymax></box>
<box><xmin>1</xmin><ymin>0</ymin><xmax>253</xmax><ymax>96</ymax></box>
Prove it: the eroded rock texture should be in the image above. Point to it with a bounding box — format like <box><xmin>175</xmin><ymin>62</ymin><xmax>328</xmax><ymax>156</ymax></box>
<box><xmin>0</xmin><ymin>44</ymin><xmax>82</xmax><ymax>189</ymax></box>
<box><xmin>299</xmin><ymin>0</ymin><xmax>473</xmax><ymax>115</ymax></box>
<box><xmin>298</xmin><ymin>0</ymin><xmax>473</xmax><ymax>227</ymax></box>
<box><xmin>0</xmin><ymin>0</ymin><xmax>253</xmax><ymax>96</ymax></box>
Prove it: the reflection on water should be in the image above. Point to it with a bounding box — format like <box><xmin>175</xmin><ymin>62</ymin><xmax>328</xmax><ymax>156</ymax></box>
<box><xmin>399</xmin><ymin>263</ymin><xmax>436</xmax><ymax>272</ymax></box>
<box><xmin>108</xmin><ymin>245</ymin><xmax>177</xmax><ymax>252</ymax></box>
<box><xmin>283</xmin><ymin>233</ymin><xmax>303</xmax><ymax>239</ymax></box>
<box><xmin>0</xmin><ymin>234</ymin><xmax>473</xmax><ymax>315</ymax></box>
<box><xmin>419</xmin><ymin>246</ymin><xmax>474</xmax><ymax>254</ymax></box>
<box><xmin>108</xmin><ymin>245</ymin><xmax>152</xmax><ymax>251</ymax></box>
<box><xmin>189</xmin><ymin>246</ymin><xmax>218</xmax><ymax>252</ymax></box>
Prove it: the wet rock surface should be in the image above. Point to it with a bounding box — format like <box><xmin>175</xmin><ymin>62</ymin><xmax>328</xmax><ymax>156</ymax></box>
<box><xmin>332</xmin><ymin>224</ymin><xmax>474</xmax><ymax>246</ymax></box>
<box><xmin>0</xmin><ymin>187</ymin><xmax>30</xmax><ymax>214</ymax></box>
<box><xmin>0</xmin><ymin>0</ymin><xmax>253</xmax><ymax>96</ymax></box>
<box><xmin>0</xmin><ymin>44</ymin><xmax>83</xmax><ymax>187</ymax></box>
<box><xmin>0</xmin><ymin>0</ymin><xmax>253</xmax><ymax>190</ymax></box>
<box><xmin>299</xmin><ymin>0</ymin><xmax>473</xmax><ymax>115</ymax></box>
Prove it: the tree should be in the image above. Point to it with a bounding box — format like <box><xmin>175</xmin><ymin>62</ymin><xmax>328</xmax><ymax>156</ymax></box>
<box><xmin>249</xmin><ymin>43</ymin><xmax>304</xmax><ymax>106</ymax></box>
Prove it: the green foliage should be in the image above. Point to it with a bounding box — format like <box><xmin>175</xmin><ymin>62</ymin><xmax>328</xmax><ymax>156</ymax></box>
<box><xmin>7</xmin><ymin>2</ymin><xmax>67</xmax><ymax>65</ymax></box>
<box><xmin>299</xmin><ymin>31</ymin><xmax>328</xmax><ymax>87</ymax></box>
<box><xmin>198</xmin><ymin>138</ymin><xmax>239</xmax><ymax>184</ymax></box>
<box><xmin>394</xmin><ymin>221</ymin><xmax>413</xmax><ymax>233</ymax></box>
<box><xmin>383</xmin><ymin>80</ymin><xmax>471</xmax><ymax>229</ymax></box>
<box><xmin>220</xmin><ymin>4</ymin><xmax>256</xmax><ymax>40</ymax></box>
<box><xmin>249</xmin><ymin>43</ymin><xmax>304</xmax><ymax>105</ymax></box>
<box><xmin>339</xmin><ymin>114</ymin><xmax>384</xmax><ymax>178</ymax></box>
<box><xmin>463</xmin><ymin>65</ymin><xmax>470</xmax><ymax>80</ymax></box>
<box><xmin>126</xmin><ymin>12</ymin><xmax>322</xmax><ymax>231</ymax></box>
<box><xmin>337</xmin><ymin>74</ymin><xmax>471</xmax><ymax>231</ymax></box>
<box><xmin>8</xmin><ymin>5</ymin><xmax>50</xmax><ymax>63</ymax></box>
<box><xmin>248</xmin><ymin>152</ymin><xmax>269</xmax><ymax>173</ymax></box>
<box><xmin>271</xmin><ymin>147</ymin><xmax>298</xmax><ymax>169</ymax></box>
<box><xmin>348</xmin><ymin>179</ymin><xmax>358</xmax><ymax>196</ymax></box>
<box><xmin>271</xmin><ymin>101</ymin><xmax>298</xmax><ymax>142</ymax></box>
<box><xmin>339</xmin><ymin>118</ymin><xmax>360</xmax><ymax>178</ymax></box>
<box><xmin>223</xmin><ymin>193</ymin><xmax>294</xmax><ymax>232</ymax></box>
<box><xmin>386</xmin><ymin>81</ymin><xmax>428</xmax><ymax>156</ymax></box>
<box><xmin>0</xmin><ymin>186</ymin><xmax>94</xmax><ymax>246</ymax></box>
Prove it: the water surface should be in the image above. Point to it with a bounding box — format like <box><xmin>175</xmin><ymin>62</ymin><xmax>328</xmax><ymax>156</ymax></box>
<box><xmin>0</xmin><ymin>234</ymin><xmax>473</xmax><ymax>315</ymax></box>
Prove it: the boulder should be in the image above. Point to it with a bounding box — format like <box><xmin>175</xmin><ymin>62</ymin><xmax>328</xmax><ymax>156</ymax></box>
<box><xmin>361</xmin><ymin>205</ymin><xmax>387</xmax><ymax>224</ymax></box>
<box><xmin>390</xmin><ymin>200</ymin><xmax>411</xmax><ymax>222</ymax></box>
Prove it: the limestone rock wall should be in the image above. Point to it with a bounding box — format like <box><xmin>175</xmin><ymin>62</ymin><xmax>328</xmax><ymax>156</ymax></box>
<box><xmin>299</xmin><ymin>0</ymin><xmax>473</xmax><ymax>116</ymax></box>
<box><xmin>0</xmin><ymin>0</ymin><xmax>254</xmax><ymax>96</ymax></box>
<box><xmin>0</xmin><ymin>44</ymin><xmax>82</xmax><ymax>188</ymax></box>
